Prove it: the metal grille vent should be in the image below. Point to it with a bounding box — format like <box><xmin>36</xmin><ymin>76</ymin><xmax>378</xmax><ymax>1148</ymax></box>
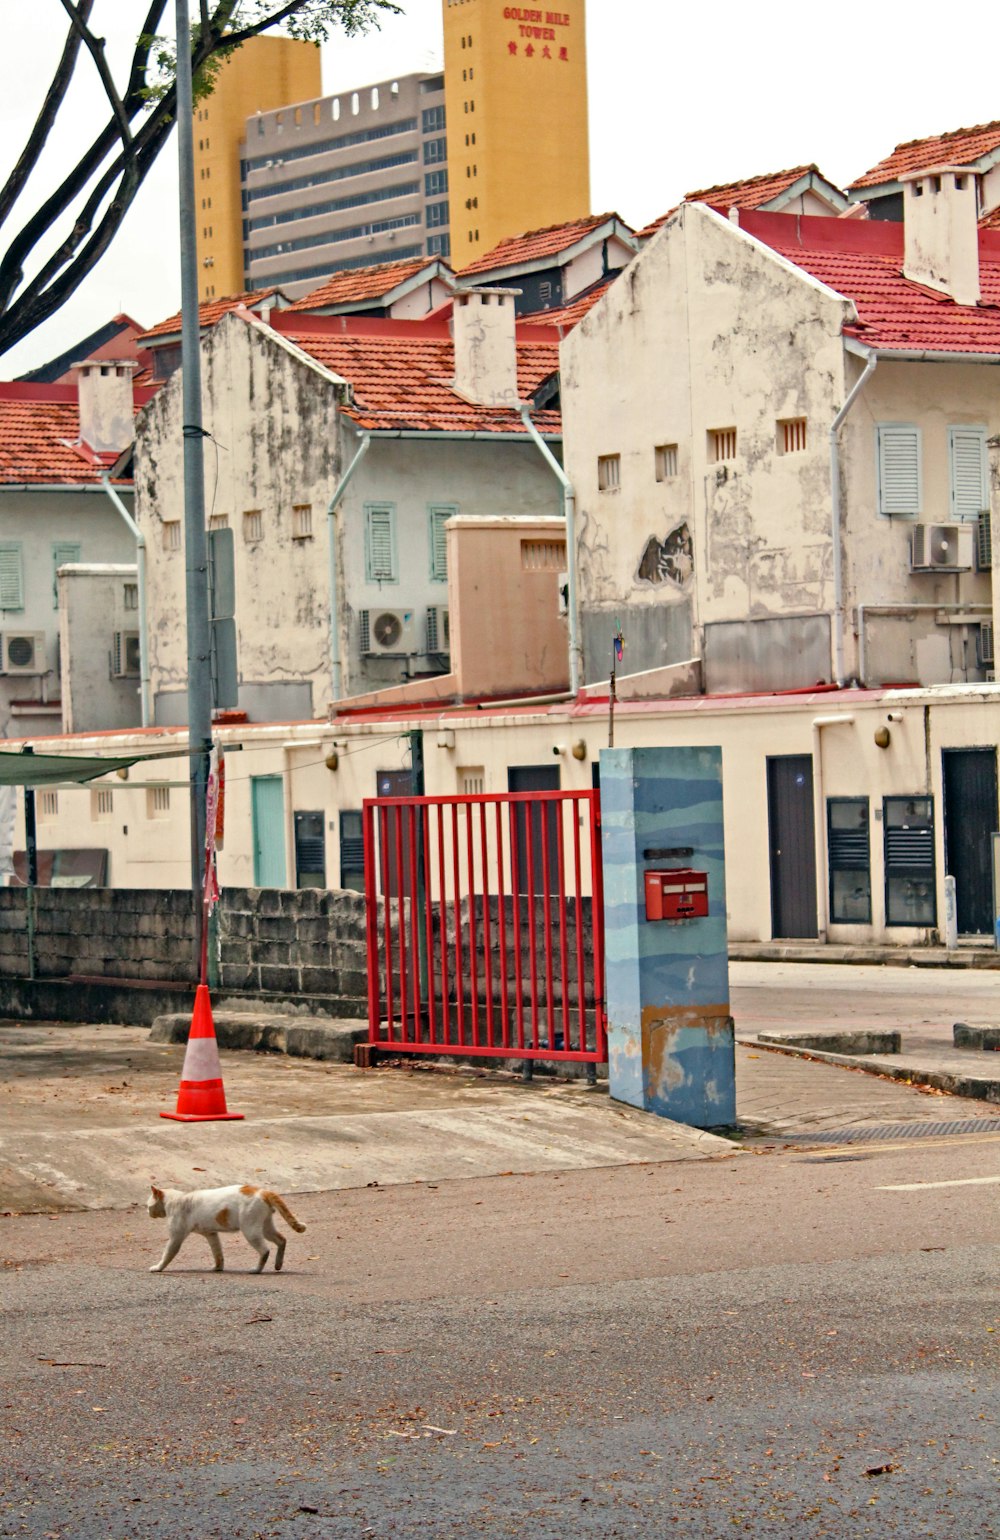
<box><xmin>828</xmin><ymin>828</ymin><xmax>869</xmax><ymax>869</ymax></box>
<box><xmin>885</xmin><ymin>828</ymin><xmax>934</xmax><ymax>871</ymax></box>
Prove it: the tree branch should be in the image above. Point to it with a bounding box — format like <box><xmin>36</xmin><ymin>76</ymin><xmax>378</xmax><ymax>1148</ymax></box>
<box><xmin>57</xmin><ymin>0</ymin><xmax>132</xmax><ymax>146</ymax></box>
<box><xmin>0</xmin><ymin>0</ymin><xmax>94</xmax><ymax>232</ymax></box>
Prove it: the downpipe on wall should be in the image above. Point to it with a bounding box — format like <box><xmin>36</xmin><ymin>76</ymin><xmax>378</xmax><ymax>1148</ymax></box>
<box><xmin>326</xmin><ymin>430</ymin><xmax>371</xmax><ymax>703</ymax></box>
<box><xmin>830</xmin><ymin>348</ymin><xmax>877</xmax><ymax>685</ymax></box>
<box><xmin>519</xmin><ymin>403</ymin><xmax>581</xmax><ymax>697</ymax></box>
<box><xmin>101</xmin><ymin>476</ymin><xmax>151</xmax><ymax>727</ymax></box>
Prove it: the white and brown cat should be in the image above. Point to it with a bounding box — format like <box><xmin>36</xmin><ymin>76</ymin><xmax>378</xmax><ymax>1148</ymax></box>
<box><xmin>147</xmin><ymin>1182</ymin><xmax>305</xmax><ymax>1273</ymax></box>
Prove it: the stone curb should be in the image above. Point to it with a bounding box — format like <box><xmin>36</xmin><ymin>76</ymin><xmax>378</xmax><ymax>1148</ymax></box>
<box><xmin>150</xmin><ymin>1011</ymin><xmax>367</xmax><ymax>1063</ymax></box>
<box><xmin>730</xmin><ymin>943</ymin><xmax>1000</xmax><ymax>969</ymax></box>
<box><xmin>745</xmin><ymin>1035</ymin><xmax>1000</xmax><ymax>1105</ymax></box>
<box><xmin>757</xmin><ymin>1030</ymin><xmax>901</xmax><ymax>1056</ymax></box>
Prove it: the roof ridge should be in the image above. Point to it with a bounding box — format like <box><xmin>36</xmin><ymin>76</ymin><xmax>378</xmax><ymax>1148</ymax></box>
<box><xmin>686</xmin><ymin>164</ymin><xmax>817</xmax><ymax>198</ymax></box>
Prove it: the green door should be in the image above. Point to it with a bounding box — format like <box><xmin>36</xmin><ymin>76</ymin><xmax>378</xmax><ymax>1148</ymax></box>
<box><xmin>251</xmin><ymin>775</ymin><xmax>286</xmax><ymax>887</ymax></box>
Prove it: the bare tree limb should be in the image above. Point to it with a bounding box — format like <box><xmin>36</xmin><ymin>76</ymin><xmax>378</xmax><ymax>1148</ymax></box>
<box><xmin>0</xmin><ymin>0</ymin><xmax>94</xmax><ymax>232</ymax></box>
<box><xmin>57</xmin><ymin>0</ymin><xmax>133</xmax><ymax>145</ymax></box>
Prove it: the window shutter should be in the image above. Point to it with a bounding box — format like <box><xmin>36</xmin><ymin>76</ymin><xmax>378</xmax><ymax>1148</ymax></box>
<box><xmin>366</xmin><ymin>505</ymin><xmax>396</xmax><ymax>582</ymax></box>
<box><xmin>949</xmin><ymin>427</ymin><xmax>988</xmax><ymax>520</ymax></box>
<box><xmin>429</xmin><ymin>506</ymin><xmax>453</xmax><ymax>581</ymax></box>
<box><xmin>52</xmin><ymin>541</ymin><xmax>81</xmax><ymax>605</ymax></box>
<box><xmin>0</xmin><ymin>545</ymin><xmax>23</xmax><ymax>610</ymax></box>
<box><xmin>877</xmin><ymin>425</ymin><xmax>922</xmax><ymax>516</ymax></box>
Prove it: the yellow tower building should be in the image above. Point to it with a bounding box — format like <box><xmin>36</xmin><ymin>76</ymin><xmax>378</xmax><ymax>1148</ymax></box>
<box><xmin>443</xmin><ymin>1</ymin><xmax>590</xmax><ymax>265</ymax></box>
<box><xmin>193</xmin><ymin>36</ymin><xmax>322</xmax><ymax>300</ymax></box>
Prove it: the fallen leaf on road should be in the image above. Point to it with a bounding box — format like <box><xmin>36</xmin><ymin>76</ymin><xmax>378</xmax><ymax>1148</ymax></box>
<box><xmin>863</xmin><ymin>1464</ymin><xmax>898</xmax><ymax>1478</ymax></box>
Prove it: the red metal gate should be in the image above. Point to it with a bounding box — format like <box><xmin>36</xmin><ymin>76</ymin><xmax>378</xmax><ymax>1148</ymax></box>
<box><xmin>363</xmin><ymin>790</ymin><xmax>606</xmax><ymax>1065</ymax></box>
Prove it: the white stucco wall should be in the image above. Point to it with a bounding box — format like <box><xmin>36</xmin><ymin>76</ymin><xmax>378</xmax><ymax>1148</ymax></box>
<box><xmin>0</xmin><ymin>487</ymin><xmax>136</xmax><ymax>736</ymax></box>
<box><xmin>11</xmin><ymin>686</ymin><xmax>1000</xmax><ymax>948</ymax></box>
<box><xmin>58</xmin><ymin>565</ymin><xmax>142</xmax><ymax>734</ymax></box>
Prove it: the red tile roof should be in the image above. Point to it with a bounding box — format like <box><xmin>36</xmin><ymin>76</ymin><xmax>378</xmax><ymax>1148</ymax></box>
<box><xmin>269</xmin><ymin>316</ymin><xmax>560</xmax><ymax>434</ymax></box>
<box><xmin>980</xmin><ymin>206</ymin><xmax>1000</xmax><ymax>231</ymax></box>
<box><xmin>638</xmin><ymin>166</ymin><xmax>840</xmax><ymax>241</ymax></box>
<box><xmin>138</xmin><ymin>288</ymin><xmax>284</xmax><ymax>342</ymax></box>
<box><xmin>0</xmin><ymin>385</ymin><xmax>146</xmax><ymax>486</ymax></box>
<box><xmin>742</xmin><ymin>210</ymin><xmax>1000</xmax><ymax>354</ymax></box>
<box><xmin>289</xmin><ymin>259</ymin><xmax>449</xmax><ymax>311</ymax></box>
<box><xmin>850</xmin><ymin>121</ymin><xmax>1000</xmax><ymax>190</ymax></box>
<box><xmin>458</xmin><ymin>214</ymin><xmax>625</xmax><ymax>276</ymax></box>
<box><xmin>520</xmin><ymin>275</ymin><xmax>616</xmax><ymax>330</ymax></box>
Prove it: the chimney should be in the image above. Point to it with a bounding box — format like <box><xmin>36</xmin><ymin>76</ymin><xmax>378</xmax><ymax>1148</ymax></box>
<box><xmin>73</xmin><ymin>359</ymin><xmax>137</xmax><ymax>453</ymax></box>
<box><xmin>451</xmin><ymin>288</ymin><xmax>520</xmax><ymax>407</ymax></box>
<box><xmin>901</xmin><ymin>166</ymin><xmax>981</xmax><ymax>307</ymax></box>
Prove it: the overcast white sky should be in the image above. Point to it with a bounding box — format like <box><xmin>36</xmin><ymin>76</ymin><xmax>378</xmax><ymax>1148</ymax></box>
<box><xmin>1</xmin><ymin>0</ymin><xmax>998</xmax><ymax>376</ymax></box>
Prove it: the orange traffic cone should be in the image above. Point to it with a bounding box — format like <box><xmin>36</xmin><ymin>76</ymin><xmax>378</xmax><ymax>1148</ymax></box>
<box><xmin>160</xmin><ymin>985</ymin><xmax>244</xmax><ymax>1122</ymax></box>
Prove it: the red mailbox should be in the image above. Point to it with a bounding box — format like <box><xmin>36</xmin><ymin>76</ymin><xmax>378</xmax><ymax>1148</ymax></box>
<box><xmin>644</xmin><ymin>868</ymin><xmax>709</xmax><ymax>921</ymax></box>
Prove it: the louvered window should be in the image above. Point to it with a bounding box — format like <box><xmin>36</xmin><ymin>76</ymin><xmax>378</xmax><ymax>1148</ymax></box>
<box><xmin>0</xmin><ymin>544</ymin><xmax>23</xmax><ymax>611</ymax></box>
<box><xmin>365</xmin><ymin>503</ymin><xmax>397</xmax><ymax>583</ymax></box>
<box><xmin>884</xmin><ymin>796</ymin><xmax>936</xmax><ymax>926</ymax></box>
<box><xmin>52</xmin><ymin>542</ymin><xmax>81</xmax><ymax>606</ymax></box>
<box><xmin>339</xmin><ymin>810</ymin><xmax>365</xmax><ymax>893</ymax></box>
<box><xmin>948</xmin><ymin>426</ymin><xmax>989</xmax><ymax>521</ymax></box>
<box><xmin>827</xmin><ymin>798</ymin><xmax>871</xmax><ymax>923</ymax></box>
<box><xmin>876</xmin><ymin>424</ymin><xmax>922</xmax><ymax>516</ymax></box>
<box><xmin>428</xmin><ymin>505</ymin><xmax>455</xmax><ymax>582</ymax></box>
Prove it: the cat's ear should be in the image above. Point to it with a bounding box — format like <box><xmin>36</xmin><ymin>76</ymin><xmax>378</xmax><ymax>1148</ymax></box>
<box><xmin>150</xmin><ymin>1184</ymin><xmax>163</xmax><ymax>1199</ymax></box>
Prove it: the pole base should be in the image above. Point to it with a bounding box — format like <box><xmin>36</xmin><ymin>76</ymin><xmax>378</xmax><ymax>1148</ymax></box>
<box><xmin>160</xmin><ymin>1111</ymin><xmax>245</xmax><ymax>1121</ymax></box>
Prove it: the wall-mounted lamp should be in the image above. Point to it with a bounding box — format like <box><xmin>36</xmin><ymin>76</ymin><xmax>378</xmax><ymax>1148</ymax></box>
<box><xmin>115</xmin><ymin>766</ymin><xmax>129</xmax><ymax>781</ymax></box>
<box><xmin>325</xmin><ymin>748</ymin><xmax>339</xmax><ymax>771</ymax></box>
<box><xmin>571</xmin><ymin>739</ymin><xmax>588</xmax><ymax>762</ymax></box>
<box><xmin>437</xmin><ymin>729</ymin><xmax>455</xmax><ymax>750</ymax></box>
<box><xmin>873</xmin><ymin>727</ymin><xmax>891</xmax><ymax>749</ymax></box>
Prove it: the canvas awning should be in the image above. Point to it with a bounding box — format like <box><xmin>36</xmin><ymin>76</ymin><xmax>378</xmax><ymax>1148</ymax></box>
<box><xmin>0</xmin><ymin>748</ymin><xmax>195</xmax><ymax>787</ymax></box>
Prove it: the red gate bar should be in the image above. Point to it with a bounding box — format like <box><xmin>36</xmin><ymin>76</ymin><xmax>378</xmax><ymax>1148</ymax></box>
<box><xmin>362</xmin><ymin>789</ymin><xmax>606</xmax><ymax>1065</ymax></box>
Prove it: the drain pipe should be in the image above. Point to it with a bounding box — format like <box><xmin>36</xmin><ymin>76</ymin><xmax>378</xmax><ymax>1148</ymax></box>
<box><xmin>101</xmin><ymin>475</ymin><xmax>151</xmax><ymax>727</ymax></box>
<box><xmin>519</xmin><ymin>403</ymin><xmax>581</xmax><ymax>697</ymax></box>
<box><xmin>830</xmin><ymin>349</ymin><xmax>877</xmax><ymax>685</ymax></box>
<box><xmin>326</xmin><ymin>429</ymin><xmax>371</xmax><ymax>703</ymax></box>
<box><xmin>812</xmin><ymin>713</ymin><xmax>855</xmax><ymax>942</ymax></box>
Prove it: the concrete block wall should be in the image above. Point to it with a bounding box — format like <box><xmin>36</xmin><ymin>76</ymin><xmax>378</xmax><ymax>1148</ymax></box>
<box><xmin>0</xmin><ymin>886</ymin><xmax>369</xmax><ymax>1006</ymax></box>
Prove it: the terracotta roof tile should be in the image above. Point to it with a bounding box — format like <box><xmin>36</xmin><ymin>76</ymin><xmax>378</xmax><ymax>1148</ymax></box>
<box><xmin>458</xmin><ymin>213</ymin><xmax>624</xmax><ymax>276</ymax></box>
<box><xmin>980</xmin><ymin>206</ymin><xmax>1000</xmax><ymax>231</ymax></box>
<box><xmin>0</xmin><ymin>390</ymin><xmax>119</xmax><ymax>485</ymax></box>
<box><xmin>743</xmin><ymin>210</ymin><xmax>1000</xmax><ymax>354</ymax></box>
<box><xmin>138</xmin><ymin>288</ymin><xmax>284</xmax><ymax>342</ymax></box>
<box><xmin>638</xmin><ymin>166</ymin><xmax>839</xmax><ymax>241</ymax></box>
<box><xmin>289</xmin><ymin>258</ymin><xmax>449</xmax><ymax>311</ymax></box>
<box><xmin>275</xmin><ymin>322</ymin><xmax>560</xmax><ymax>434</ymax></box>
<box><xmin>850</xmin><ymin>121</ymin><xmax>1000</xmax><ymax>190</ymax></box>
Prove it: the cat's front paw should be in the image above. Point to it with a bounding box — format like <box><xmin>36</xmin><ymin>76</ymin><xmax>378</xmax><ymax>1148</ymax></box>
<box><xmin>149</xmin><ymin>1264</ymin><xmax>163</xmax><ymax>1272</ymax></box>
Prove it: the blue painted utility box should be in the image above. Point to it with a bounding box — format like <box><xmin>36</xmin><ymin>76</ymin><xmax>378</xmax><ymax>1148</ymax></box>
<box><xmin>600</xmin><ymin>745</ymin><xmax>735</xmax><ymax>1129</ymax></box>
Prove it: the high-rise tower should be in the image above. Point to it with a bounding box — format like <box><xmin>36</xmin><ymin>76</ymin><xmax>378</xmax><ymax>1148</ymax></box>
<box><xmin>442</xmin><ymin>1</ymin><xmax>590</xmax><ymax>265</ymax></box>
<box><xmin>193</xmin><ymin>36</ymin><xmax>322</xmax><ymax>299</ymax></box>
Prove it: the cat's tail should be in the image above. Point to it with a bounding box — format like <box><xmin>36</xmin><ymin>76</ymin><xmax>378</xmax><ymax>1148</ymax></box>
<box><xmin>263</xmin><ymin>1191</ymin><xmax>306</xmax><ymax>1232</ymax></box>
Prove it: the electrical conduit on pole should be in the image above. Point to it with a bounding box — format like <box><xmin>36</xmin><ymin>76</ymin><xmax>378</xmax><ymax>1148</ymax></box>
<box><xmin>829</xmin><ymin>349</ymin><xmax>877</xmax><ymax>685</ymax></box>
<box><xmin>519</xmin><ymin>404</ymin><xmax>581</xmax><ymax>697</ymax></box>
<box><xmin>174</xmin><ymin>0</ymin><xmax>215</xmax><ymax>915</ymax></box>
<box><xmin>101</xmin><ymin>476</ymin><xmax>151</xmax><ymax>727</ymax></box>
<box><xmin>326</xmin><ymin>430</ymin><xmax>371</xmax><ymax>703</ymax></box>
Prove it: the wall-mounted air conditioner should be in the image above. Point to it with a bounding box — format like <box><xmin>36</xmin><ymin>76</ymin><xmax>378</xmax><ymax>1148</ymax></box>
<box><xmin>979</xmin><ymin>621</ymin><xmax>995</xmax><ymax>669</ymax></box>
<box><xmin>360</xmin><ymin>608</ymin><xmax>417</xmax><ymax>656</ymax></box>
<box><xmin>426</xmin><ymin>605</ymin><xmax>450</xmax><ymax>654</ymax></box>
<box><xmin>976</xmin><ymin>510</ymin><xmax>992</xmax><ymax>572</ymax></box>
<box><xmin>0</xmin><ymin>632</ymin><xmax>46</xmax><ymax>675</ymax></box>
<box><xmin>112</xmin><ymin>631</ymin><xmax>141</xmax><ymax>678</ymax></box>
<box><xmin>910</xmin><ymin>523</ymin><xmax>974</xmax><ymax>571</ymax></box>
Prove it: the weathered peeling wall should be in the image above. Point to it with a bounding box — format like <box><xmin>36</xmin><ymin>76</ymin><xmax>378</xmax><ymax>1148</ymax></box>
<box><xmin>135</xmin><ymin>314</ymin><xmax>340</xmax><ymax>724</ymax></box>
<box><xmin>561</xmin><ymin>203</ymin><xmax>850</xmax><ymax>686</ymax></box>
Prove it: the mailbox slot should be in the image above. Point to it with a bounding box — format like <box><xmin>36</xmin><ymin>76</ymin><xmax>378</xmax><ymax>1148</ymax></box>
<box><xmin>644</xmin><ymin>868</ymin><xmax>709</xmax><ymax>921</ymax></box>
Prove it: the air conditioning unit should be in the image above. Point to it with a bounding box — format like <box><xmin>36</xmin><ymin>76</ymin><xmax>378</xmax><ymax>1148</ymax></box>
<box><xmin>979</xmin><ymin>621</ymin><xmax>995</xmax><ymax>669</ymax></box>
<box><xmin>977</xmin><ymin>510</ymin><xmax>993</xmax><ymax>571</ymax></box>
<box><xmin>112</xmin><ymin>631</ymin><xmax>141</xmax><ymax>678</ymax></box>
<box><xmin>910</xmin><ymin>523</ymin><xmax>974</xmax><ymax>571</ymax></box>
<box><xmin>426</xmin><ymin>605</ymin><xmax>450</xmax><ymax>654</ymax></box>
<box><xmin>360</xmin><ymin>608</ymin><xmax>417</xmax><ymax>656</ymax></box>
<box><xmin>0</xmin><ymin>632</ymin><xmax>45</xmax><ymax>675</ymax></box>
